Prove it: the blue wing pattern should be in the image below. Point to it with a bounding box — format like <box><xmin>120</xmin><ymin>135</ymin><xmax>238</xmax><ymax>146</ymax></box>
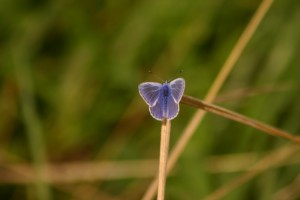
<box><xmin>165</xmin><ymin>92</ymin><xmax>179</xmax><ymax>120</ymax></box>
<box><xmin>149</xmin><ymin>96</ymin><xmax>164</xmax><ymax>120</ymax></box>
<box><xmin>138</xmin><ymin>82</ymin><xmax>162</xmax><ymax>106</ymax></box>
<box><xmin>139</xmin><ymin>78</ymin><xmax>185</xmax><ymax>121</ymax></box>
<box><xmin>169</xmin><ymin>78</ymin><xmax>185</xmax><ymax>103</ymax></box>
<box><xmin>148</xmin><ymin>87</ymin><xmax>179</xmax><ymax>120</ymax></box>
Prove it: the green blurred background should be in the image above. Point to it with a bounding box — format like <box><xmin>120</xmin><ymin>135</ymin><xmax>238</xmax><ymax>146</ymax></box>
<box><xmin>1</xmin><ymin>0</ymin><xmax>300</xmax><ymax>199</ymax></box>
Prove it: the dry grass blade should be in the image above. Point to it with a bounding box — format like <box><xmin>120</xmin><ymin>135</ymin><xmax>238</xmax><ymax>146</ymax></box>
<box><xmin>206</xmin><ymin>151</ymin><xmax>300</xmax><ymax>173</ymax></box>
<box><xmin>203</xmin><ymin>145</ymin><xmax>300</xmax><ymax>200</ymax></box>
<box><xmin>142</xmin><ymin>0</ymin><xmax>274</xmax><ymax>199</ymax></box>
<box><xmin>157</xmin><ymin>119</ymin><xmax>171</xmax><ymax>200</ymax></box>
<box><xmin>215</xmin><ymin>83</ymin><xmax>297</xmax><ymax>103</ymax></box>
<box><xmin>274</xmin><ymin>174</ymin><xmax>300</xmax><ymax>200</ymax></box>
<box><xmin>0</xmin><ymin>160</ymin><xmax>157</xmax><ymax>184</ymax></box>
<box><xmin>181</xmin><ymin>95</ymin><xmax>300</xmax><ymax>144</ymax></box>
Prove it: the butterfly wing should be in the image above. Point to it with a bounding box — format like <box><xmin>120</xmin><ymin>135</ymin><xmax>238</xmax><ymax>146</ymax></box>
<box><xmin>139</xmin><ymin>78</ymin><xmax>185</xmax><ymax>121</ymax></box>
<box><xmin>149</xmin><ymin>82</ymin><xmax>182</xmax><ymax>121</ymax></box>
<box><xmin>169</xmin><ymin>78</ymin><xmax>185</xmax><ymax>103</ymax></box>
<box><xmin>149</xmin><ymin>95</ymin><xmax>164</xmax><ymax>120</ymax></box>
<box><xmin>138</xmin><ymin>82</ymin><xmax>162</xmax><ymax>107</ymax></box>
<box><xmin>148</xmin><ymin>87</ymin><xmax>178</xmax><ymax>121</ymax></box>
<box><xmin>165</xmin><ymin>91</ymin><xmax>180</xmax><ymax>120</ymax></box>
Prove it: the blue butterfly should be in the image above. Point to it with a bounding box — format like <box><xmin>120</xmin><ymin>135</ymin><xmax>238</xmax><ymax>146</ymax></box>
<box><xmin>138</xmin><ymin>78</ymin><xmax>185</xmax><ymax>121</ymax></box>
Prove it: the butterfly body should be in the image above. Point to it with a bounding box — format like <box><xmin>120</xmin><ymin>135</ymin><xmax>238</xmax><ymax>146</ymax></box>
<box><xmin>138</xmin><ymin>78</ymin><xmax>185</xmax><ymax>121</ymax></box>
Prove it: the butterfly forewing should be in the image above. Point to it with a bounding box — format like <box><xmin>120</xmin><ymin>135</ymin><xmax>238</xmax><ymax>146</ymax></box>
<box><xmin>138</xmin><ymin>82</ymin><xmax>162</xmax><ymax>106</ymax></box>
<box><xmin>169</xmin><ymin>78</ymin><xmax>185</xmax><ymax>103</ymax></box>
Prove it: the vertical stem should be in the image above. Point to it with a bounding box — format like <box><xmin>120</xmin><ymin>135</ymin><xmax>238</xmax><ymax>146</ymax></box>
<box><xmin>13</xmin><ymin>47</ymin><xmax>52</xmax><ymax>200</ymax></box>
<box><xmin>157</xmin><ymin>119</ymin><xmax>171</xmax><ymax>200</ymax></box>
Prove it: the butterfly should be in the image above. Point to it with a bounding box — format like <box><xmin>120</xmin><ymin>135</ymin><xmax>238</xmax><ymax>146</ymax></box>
<box><xmin>138</xmin><ymin>78</ymin><xmax>185</xmax><ymax>121</ymax></box>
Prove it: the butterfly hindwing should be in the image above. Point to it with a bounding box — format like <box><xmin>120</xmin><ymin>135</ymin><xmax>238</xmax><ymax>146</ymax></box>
<box><xmin>165</xmin><ymin>90</ymin><xmax>179</xmax><ymax>120</ymax></box>
<box><xmin>149</xmin><ymin>94</ymin><xmax>164</xmax><ymax>120</ymax></box>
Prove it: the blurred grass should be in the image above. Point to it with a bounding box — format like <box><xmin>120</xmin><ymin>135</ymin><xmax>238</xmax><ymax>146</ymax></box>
<box><xmin>0</xmin><ymin>0</ymin><xmax>300</xmax><ymax>199</ymax></box>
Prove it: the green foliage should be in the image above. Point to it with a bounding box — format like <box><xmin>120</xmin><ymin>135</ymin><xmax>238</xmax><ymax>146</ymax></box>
<box><xmin>0</xmin><ymin>0</ymin><xmax>300</xmax><ymax>199</ymax></box>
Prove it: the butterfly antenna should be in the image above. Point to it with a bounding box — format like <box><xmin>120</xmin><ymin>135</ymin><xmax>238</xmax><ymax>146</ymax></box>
<box><xmin>148</xmin><ymin>70</ymin><xmax>164</xmax><ymax>82</ymax></box>
<box><xmin>167</xmin><ymin>69</ymin><xmax>184</xmax><ymax>82</ymax></box>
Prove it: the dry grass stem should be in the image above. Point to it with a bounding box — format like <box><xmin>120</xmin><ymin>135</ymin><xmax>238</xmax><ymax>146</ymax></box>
<box><xmin>142</xmin><ymin>0</ymin><xmax>274</xmax><ymax>199</ymax></box>
<box><xmin>274</xmin><ymin>174</ymin><xmax>300</xmax><ymax>200</ymax></box>
<box><xmin>203</xmin><ymin>145</ymin><xmax>300</xmax><ymax>200</ymax></box>
<box><xmin>157</xmin><ymin>119</ymin><xmax>171</xmax><ymax>200</ymax></box>
<box><xmin>0</xmin><ymin>160</ymin><xmax>157</xmax><ymax>184</ymax></box>
<box><xmin>181</xmin><ymin>95</ymin><xmax>300</xmax><ymax>144</ymax></box>
<box><xmin>215</xmin><ymin>83</ymin><xmax>296</xmax><ymax>103</ymax></box>
<box><xmin>206</xmin><ymin>151</ymin><xmax>300</xmax><ymax>173</ymax></box>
